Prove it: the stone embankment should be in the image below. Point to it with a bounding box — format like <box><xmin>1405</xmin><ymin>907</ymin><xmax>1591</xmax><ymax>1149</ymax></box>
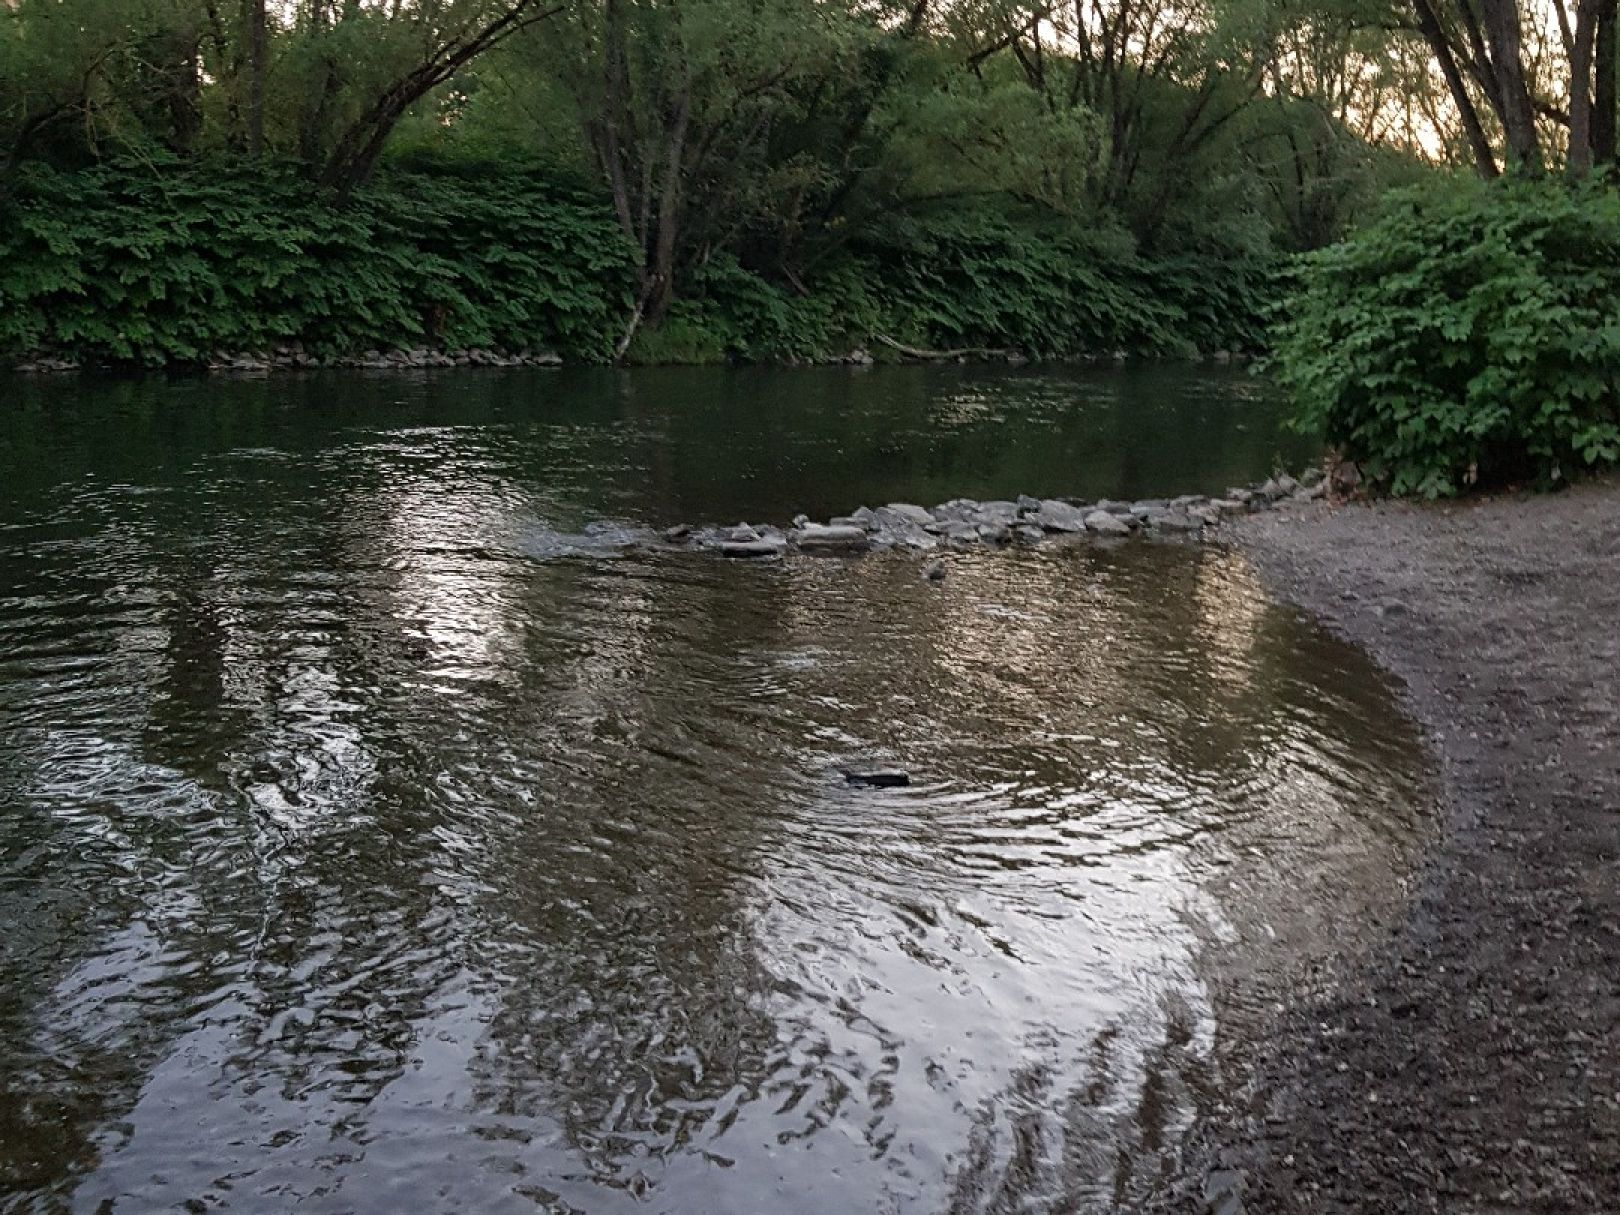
<box><xmin>664</xmin><ymin>471</ymin><xmax>1326</xmax><ymax>559</ymax></box>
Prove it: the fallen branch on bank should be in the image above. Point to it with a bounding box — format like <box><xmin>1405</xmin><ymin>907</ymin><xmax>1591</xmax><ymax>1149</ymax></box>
<box><xmin>873</xmin><ymin>333</ymin><xmax>1020</xmax><ymax>361</ymax></box>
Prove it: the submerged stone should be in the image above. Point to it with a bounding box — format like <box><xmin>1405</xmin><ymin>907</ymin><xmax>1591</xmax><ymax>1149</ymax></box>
<box><xmin>843</xmin><ymin>767</ymin><xmax>910</xmax><ymax>788</ymax></box>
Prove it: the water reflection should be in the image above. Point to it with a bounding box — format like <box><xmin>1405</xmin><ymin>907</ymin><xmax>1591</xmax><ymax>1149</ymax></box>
<box><xmin>0</xmin><ymin>372</ymin><xmax>1420</xmax><ymax>1212</ymax></box>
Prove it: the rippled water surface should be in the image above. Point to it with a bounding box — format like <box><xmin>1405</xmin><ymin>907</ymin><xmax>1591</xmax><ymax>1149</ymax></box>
<box><xmin>0</xmin><ymin>366</ymin><xmax>1424</xmax><ymax>1212</ymax></box>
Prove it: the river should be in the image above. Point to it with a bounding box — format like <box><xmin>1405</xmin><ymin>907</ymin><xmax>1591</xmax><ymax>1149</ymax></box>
<box><xmin>0</xmin><ymin>365</ymin><xmax>1426</xmax><ymax>1212</ymax></box>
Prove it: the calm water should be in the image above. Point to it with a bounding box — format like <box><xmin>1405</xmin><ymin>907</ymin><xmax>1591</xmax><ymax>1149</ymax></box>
<box><xmin>0</xmin><ymin>366</ymin><xmax>1423</xmax><ymax>1213</ymax></box>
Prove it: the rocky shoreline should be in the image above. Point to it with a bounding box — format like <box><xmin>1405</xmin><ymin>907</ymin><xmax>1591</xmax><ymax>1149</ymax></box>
<box><xmin>1164</xmin><ymin>477</ymin><xmax>1620</xmax><ymax>1213</ymax></box>
<box><xmin>663</xmin><ymin>471</ymin><xmax>1326</xmax><ymax>560</ymax></box>
<box><xmin>9</xmin><ymin>344</ymin><xmax>1249</xmax><ymax>376</ymax></box>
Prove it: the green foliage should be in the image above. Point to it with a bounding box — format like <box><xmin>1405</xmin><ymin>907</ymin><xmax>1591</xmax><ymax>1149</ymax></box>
<box><xmin>877</xmin><ymin>66</ymin><xmax>1107</xmax><ymax>216</ymax></box>
<box><xmin>850</xmin><ymin>210</ymin><xmax>1273</xmax><ymax>358</ymax></box>
<box><xmin>634</xmin><ymin>256</ymin><xmax>888</xmax><ymax>364</ymax></box>
<box><xmin>1274</xmin><ymin>177</ymin><xmax>1620</xmax><ymax>496</ymax></box>
<box><xmin>0</xmin><ymin>161</ymin><xmax>635</xmax><ymax>366</ymax></box>
<box><xmin>0</xmin><ymin>159</ymin><xmax>1279</xmax><ymax>370</ymax></box>
<box><xmin>623</xmin><ymin>209</ymin><xmax>1277</xmax><ymax>363</ymax></box>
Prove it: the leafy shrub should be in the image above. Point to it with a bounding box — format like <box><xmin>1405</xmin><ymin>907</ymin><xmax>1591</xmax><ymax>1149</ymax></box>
<box><xmin>1139</xmin><ymin>253</ymin><xmax>1278</xmax><ymax>356</ymax></box>
<box><xmin>641</xmin><ymin>256</ymin><xmax>889</xmax><ymax>363</ymax></box>
<box><xmin>1274</xmin><ymin>178</ymin><xmax>1620</xmax><ymax>496</ymax></box>
<box><xmin>0</xmin><ymin>163</ymin><xmax>1278</xmax><ymax>370</ymax></box>
<box><xmin>853</xmin><ymin>212</ymin><xmax>1169</xmax><ymax>357</ymax></box>
<box><xmin>639</xmin><ymin>210</ymin><xmax>1278</xmax><ymax>364</ymax></box>
<box><xmin>0</xmin><ymin>160</ymin><xmax>636</xmax><ymax>367</ymax></box>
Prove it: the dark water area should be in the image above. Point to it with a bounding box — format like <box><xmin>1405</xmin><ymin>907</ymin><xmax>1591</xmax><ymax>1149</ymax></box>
<box><xmin>0</xmin><ymin>363</ymin><xmax>1315</xmax><ymax>526</ymax></box>
<box><xmin>0</xmin><ymin>366</ymin><xmax>1423</xmax><ymax>1212</ymax></box>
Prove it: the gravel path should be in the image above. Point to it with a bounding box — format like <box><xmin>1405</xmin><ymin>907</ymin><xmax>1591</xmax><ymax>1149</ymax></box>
<box><xmin>1175</xmin><ymin>478</ymin><xmax>1620</xmax><ymax>1212</ymax></box>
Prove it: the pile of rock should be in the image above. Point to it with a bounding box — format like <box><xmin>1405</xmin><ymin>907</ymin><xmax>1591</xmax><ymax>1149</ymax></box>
<box><xmin>663</xmin><ymin>470</ymin><xmax>1327</xmax><ymax>560</ymax></box>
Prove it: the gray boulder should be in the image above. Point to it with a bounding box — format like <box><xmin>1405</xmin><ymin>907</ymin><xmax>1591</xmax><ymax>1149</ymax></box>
<box><xmin>1085</xmin><ymin>510</ymin><xmax>1132</xmax><ymax>536</ymax></box>
<box><xmin>1146</xmin><ymin>510</ymin><xmax>1203</xmax><ymax>533</ymax></box>
<box><xmin>932</xmin><ymin>499</ymin><xmax>980</xmax><ymax>524</ymax></box>
<box><xmin>872</xmin><ymin>507</ymin><xmax>940</xmax><ymax>550</ymax></box>
<box><xmin>882</xmin><ymin>503</ymin><xmax>934</xmax><ymax>527</ymax></box>
<box><xmin>792</xmin><ymin>523</ymin><xmax>871</xmax><ymax>552</ymax></box>
<box><xmin>972</xmin><ymin>501</ymin><xmax>1021</xmax><ymax>528</ymax></box>
<box><xmin>1035</xmin><ymin>499</ymin><xmax>1090</xmax><ymax>532</ymax></box>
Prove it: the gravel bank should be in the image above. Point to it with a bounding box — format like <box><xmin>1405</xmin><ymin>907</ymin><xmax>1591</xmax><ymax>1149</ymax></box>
<box><xmin>1175</xmin><ymin>478</ymin><xmax>1620</xmax><ymax>1212</ymax></box>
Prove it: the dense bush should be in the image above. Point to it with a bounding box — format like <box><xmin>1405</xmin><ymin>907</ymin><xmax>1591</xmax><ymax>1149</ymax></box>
<box><xmin>0</xmin><ymin>161</ymin><xmax>637</xmax><ymax>367</ymax></box>
<box><xmin>1274</xmin><ymin>179</ymin><xmax>1620</xmax><ymax>496</ymax></box>
<box><xmin>0</xmin><ymin>165</ymin><xmax>1277</xmax><ymax>370</ymax></box>
<box><xmin>852</xmin><ymin>213</ymin><xmax>1173</xmax><ymax>358</ymax></box>
<box><xmin>634</xmin><ymin>211</ymin><xmax>1278</xmax><ymax>364</ymax></box>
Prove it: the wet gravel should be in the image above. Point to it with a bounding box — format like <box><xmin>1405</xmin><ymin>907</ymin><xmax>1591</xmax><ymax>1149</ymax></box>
<box><xmin>1166</xmin><ymin>478</ymin><xmax>1620</xmax><ymax>1213</ymax></box>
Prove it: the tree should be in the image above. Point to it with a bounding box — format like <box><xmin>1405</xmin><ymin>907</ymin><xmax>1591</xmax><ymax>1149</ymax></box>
<box><xmin>516</xmin><ymin>0</ymin><xmax>874</xmax><ymax>346</ymax></box>
<box><xmin>307</xmin><ymin>0</ymin><xmax>566</xmax><ymax>193</ymax></box>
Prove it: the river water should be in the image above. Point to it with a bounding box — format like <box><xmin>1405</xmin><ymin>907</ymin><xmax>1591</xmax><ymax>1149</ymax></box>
<box><xmin>0</xmin><ymin>365</ymin><xmax>1426</xmax><ymax>1212</ymax></box>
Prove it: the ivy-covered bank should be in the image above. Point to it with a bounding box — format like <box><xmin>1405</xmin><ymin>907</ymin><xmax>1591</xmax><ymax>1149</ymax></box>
<box><xmin>0</xmin><ymin>162</ymin><xmax>1275</xmax><ymax>373</ymax></box>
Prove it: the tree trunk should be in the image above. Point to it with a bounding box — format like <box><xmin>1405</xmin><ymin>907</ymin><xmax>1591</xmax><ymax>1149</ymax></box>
<box><xmin>1596</xmin><ymin>0</ymin><xmax>1618</xmax><ymax>163</ymax></box>
<box><xmin>645</xmin><ymin>87</ymin><xmax>691</xmax><ymax>325</ymax></box>
<box><xmin>169</xmin><ymin>35</ymin><xmax>204</xmax><ymax>153</ymax></box>
<box><xmin>316</xmin><ymin>1</ymin><xmax>560</xmax><ymax>194</ymax></box>
<box><xmin>1570</xmin><ymin>0</ymin><xmax>1600</xmax><ymax>175</ymax></box>
<box><xmin>1414</xmin><ymin>0</ymin><xmax>1501</xmax><ymax>176</ymax></box>
<box><xmin>246</xmin><ymin>0</ymin><xmax>267</xmax><ymax>157</ymax></box>
<box><xmin>1477</xmin><ymin>0</ymin><xmax>1543</xmax><ymax>170</ymax></box>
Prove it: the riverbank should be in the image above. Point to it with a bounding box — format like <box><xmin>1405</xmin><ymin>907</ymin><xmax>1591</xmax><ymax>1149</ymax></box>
<box><xmin>6</xmin><ymin>345</ymin><xmax>1247</xmax><ymax>376</ymax></box>
<box><xmin>0</xmin><ymin>165</ymin><xmax>1272</xmax><ymax>375</ymax></box>
<box><xmin>1173</xmin><ymin>478</ymin><xmax>1620</xmax><ymax>1211</ymax></box>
